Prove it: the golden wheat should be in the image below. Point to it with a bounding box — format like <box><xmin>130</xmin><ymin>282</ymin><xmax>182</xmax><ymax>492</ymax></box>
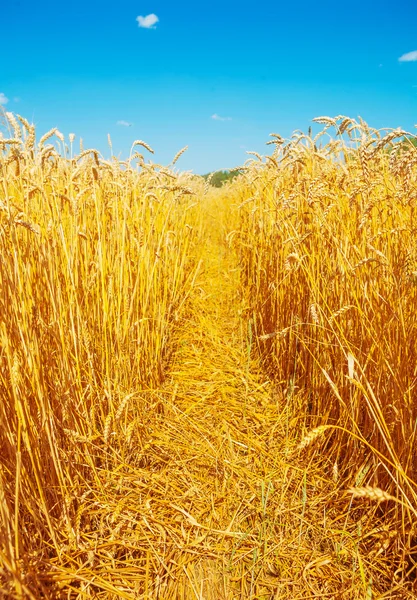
<box><xmin>1</xmin><ymin>111</ymin><xmax>416</xmax><ymax>598</ymax></box>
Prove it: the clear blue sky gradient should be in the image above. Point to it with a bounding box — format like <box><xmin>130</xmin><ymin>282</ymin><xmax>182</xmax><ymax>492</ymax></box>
<box><xmin>1</xmin><ymin>0</ymin><xmax>417</xmax><ymax>173</ymax></box>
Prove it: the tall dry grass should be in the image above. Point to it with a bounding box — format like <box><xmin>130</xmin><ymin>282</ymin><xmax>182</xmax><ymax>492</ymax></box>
<box><xmin>235</xmin><ymin>115</ymin><xmax>417</xmax><ymax>582</ymax></box>
<box><xmin>0</xmin><ymin>111</ymin><xmax>203</xmax><ymax>597</ymax></box>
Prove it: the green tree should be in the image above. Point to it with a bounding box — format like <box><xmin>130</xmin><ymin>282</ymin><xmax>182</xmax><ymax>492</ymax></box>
<box><xmin>202</xmin><ymin>170</ymin><xmax>240</xmax><ymax>188</ymax></box>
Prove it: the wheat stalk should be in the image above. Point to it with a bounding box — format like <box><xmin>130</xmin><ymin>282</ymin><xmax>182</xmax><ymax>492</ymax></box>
<box><xmin>131</xmin><ymin>140</ymin><xmax>154</xmax><ymax>154</ymax></box>
<box><xmin>297</xmin><ymin>426</ymin><xmax>331</xmax><ymax>451</ymax></box>
<box><xmin>347</xmin><ymin>486</ymin><xmax>397</xmax><ymax>503</ymax></box>
<box><xmin>171</xmin><ymin>145</ymin><xmax>188</xmax><ymax>165</ymax></box>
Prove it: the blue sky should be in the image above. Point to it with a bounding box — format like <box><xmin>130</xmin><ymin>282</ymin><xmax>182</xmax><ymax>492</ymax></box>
<box><xmin>1</xmin><ymin>0</ymin><xmax>417</xmax><ymax>173</ymax></box>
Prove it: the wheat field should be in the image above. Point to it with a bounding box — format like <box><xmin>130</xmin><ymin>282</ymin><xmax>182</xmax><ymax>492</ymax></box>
<box><xmin>0</xmin><ymin>110</ymin><xmax>416</xmax><ymax>598</ymax></box>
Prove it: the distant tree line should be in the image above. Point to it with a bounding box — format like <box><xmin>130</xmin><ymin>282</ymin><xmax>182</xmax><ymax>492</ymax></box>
<box><xmin>201</xmin><ymin>170</ymin><xmax>240</xmax><ymax>188</ymax></box>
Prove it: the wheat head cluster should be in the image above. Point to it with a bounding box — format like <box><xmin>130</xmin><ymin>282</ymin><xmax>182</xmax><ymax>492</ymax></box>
<box><xmin>1</xmin><ymin>109</ymin><xmax>417</xmax><ymax>597</ymax></box>
<box><xmin>234</xmin><ymin>115</ymin><xmax>417</xmax><ymax>588</ymax></box>
<box><xmin>237</xmin><ymin>115</ymin><xmax>417</xmax><ymax>492</ymax></box>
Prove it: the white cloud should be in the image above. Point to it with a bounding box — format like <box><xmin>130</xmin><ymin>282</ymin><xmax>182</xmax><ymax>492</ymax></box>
<box><xmin>117</xmin><ymin>120</ymin><xmax>133</xmax><ymax>127</ymax></box>
<box><xmin>136</xmin><ymin>14</ymin><xmax>159</xmax><ymax>29</ymax></box>
<box><xmin>399</xmin><ymin>50</ymin><xmax>417</xmax><ymax>62</ymax></box>
<box><xmin>211</xmin><ymin>113</ymin><xmax>232</xmax><ymax>121</ymax></box>
<box><xmin>13</xmin><ymin>97</ymin><xmax>21</xmax><ymax>103</ymax></box>
<box><xmin>0</xmin><ymin>92</ymin><xmax>9</xmax><ymax>105</ymax></box>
